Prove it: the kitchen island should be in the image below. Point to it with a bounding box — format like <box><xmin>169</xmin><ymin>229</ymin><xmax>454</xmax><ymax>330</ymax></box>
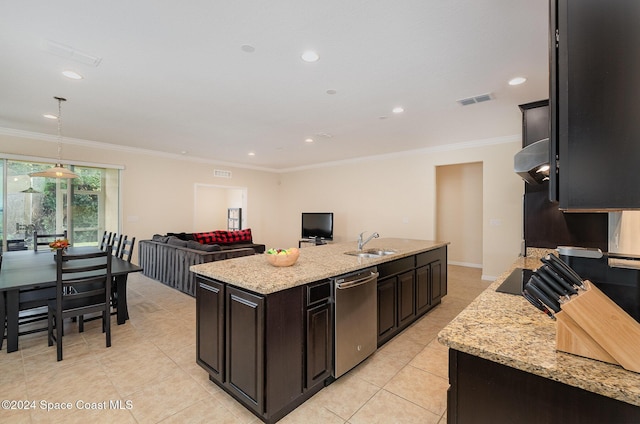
<box><xmin>191</xmin><ymin>238</ymin><xmax>448</xmax><ymax>423</ymax></box>
<box><xmin>438</xmin><ymin>252</ymin><xmax>640</xmax><ymax>424</ymax></box>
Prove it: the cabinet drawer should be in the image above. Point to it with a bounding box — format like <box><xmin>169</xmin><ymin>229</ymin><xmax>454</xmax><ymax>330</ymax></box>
<box><xmin>306</xmin><ymin>280</ymin><xmax>332</xmax><ymax>306</ymax></box>
<box><xmin>416</xmin><ymin>248</ymin><xmax>444</xmax><ymax>267</ymax></box>
<box><xmin>378</xmin><ymin>256</ymin><xmax>415</xmax><ymax>278</ymax></box>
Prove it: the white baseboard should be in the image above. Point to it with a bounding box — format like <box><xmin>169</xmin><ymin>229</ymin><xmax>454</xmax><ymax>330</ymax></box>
<box><xmin>481</xmin><ymin>274</ymin><xmax>497</xmax><ymax>281</ymax></box>
<box><xmin>448</xmin><ymin>260</ymin><xmax>482</xmax><ymax>269</ymax></box>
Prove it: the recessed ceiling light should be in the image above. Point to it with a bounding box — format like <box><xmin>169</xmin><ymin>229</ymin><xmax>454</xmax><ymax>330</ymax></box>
<box><xmin>301</xmin><ymin>50</ymin><xmax>319</xmax><ymax>62</ymax></box>
<box><xmin>392</xmin><ymin>107</ymin><xmax>404</xmax><ymax>114</ymax></box>
<box><xmin>62</xmin><ymin>70</ymin><xmax>83</xmax><ymax>80</ymax></box>
<box><xmin>326</xmin><ymin>89</ymin><xmax>337</xmax><ymax>95</ymax></box>
<box><xmin>43</xmin><ymin>114</ymin><xmax>57</xmax><ymax>119</ymax></box>
<box><xmin>508</xmin><ymin>76</ymin><xmax>527</xmax><ymax>86</ymax></box>
<box><xmin>241</xmin><ymin>44</ymin><xmax>255</xmax><ymax>53</ymax></box>
<box><xmin>248</xmin><ymin>152</ymin><xmax>256</xmax><ymax>156</ymax></box>
<box><xmin>305</xmin><ymin>138</ymin><xmax>314</xmax><ymax>143</ymax></box>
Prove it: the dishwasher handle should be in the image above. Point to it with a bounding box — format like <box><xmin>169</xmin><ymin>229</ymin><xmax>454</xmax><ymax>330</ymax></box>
<box><xmin>335</xmin><ymin>271</ymin><xmax>379</xmax><ymax>290</ymax></box>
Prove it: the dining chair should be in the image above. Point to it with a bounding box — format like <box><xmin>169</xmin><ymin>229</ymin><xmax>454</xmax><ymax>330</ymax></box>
<box><xmin>99</xmin><ymin>231</ymin><xmax>113</xmax><ymax>252</ymax></box>
<box><xmin>110</xmin><ymin>237</ymin><xmax>135</xmax><ymax>316</ymax></box>
<box><xmin>110</xmin><ymin>233</ymin><xmax>124</xmax><ymax>257</ymax></box>
<box><xmin>34</xmin><ymin>230</ymin><xmax>67</xmax><ymax>252</ymax></box>
<box><xmin>48</xmin><ymin>249</ymin><xmax>112</xmax><ymax>361</ymax></box>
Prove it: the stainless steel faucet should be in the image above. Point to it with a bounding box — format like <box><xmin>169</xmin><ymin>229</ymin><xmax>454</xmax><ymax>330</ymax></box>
<box><xmin>358</xmin><ymin>231</ymin><xmax>379</xmax><ymax>250</ymax></box>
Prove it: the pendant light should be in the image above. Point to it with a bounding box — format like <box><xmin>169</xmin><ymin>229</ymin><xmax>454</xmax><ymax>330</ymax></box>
<box><xmin>30</xmin><ymin>96</ymin><xmax>79</xmax><ymax>179</ymax></box>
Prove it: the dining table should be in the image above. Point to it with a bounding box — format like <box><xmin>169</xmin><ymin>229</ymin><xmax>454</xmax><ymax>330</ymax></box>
<box><xmin>0</xmin><ymin>247</ymin><xmax>142</xmax><ymax>353</ymax></box>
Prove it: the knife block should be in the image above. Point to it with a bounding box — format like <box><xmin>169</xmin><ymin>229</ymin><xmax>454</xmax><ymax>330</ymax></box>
<box><xmin>556</xmin><ymin>280</ymin><xmax>640</xmax><ymax>373</ymax></box>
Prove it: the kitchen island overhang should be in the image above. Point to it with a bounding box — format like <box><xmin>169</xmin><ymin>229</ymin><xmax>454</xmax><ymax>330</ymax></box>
<box><xmin>191</xmin><ymin>238</ymin><xmax>449</xmax><ymax>424</ymax></box>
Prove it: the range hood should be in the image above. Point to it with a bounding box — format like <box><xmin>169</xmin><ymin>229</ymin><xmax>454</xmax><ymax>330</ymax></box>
<box><xmin>514</xmin><ymin>138</ymin><xmax>550</xmax><ymax>184</ymax></box>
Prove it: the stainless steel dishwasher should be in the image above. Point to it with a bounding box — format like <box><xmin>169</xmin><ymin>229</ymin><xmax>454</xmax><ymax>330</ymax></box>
<box><xmin>332</xmin><ymin>267</ymin><xmax>379</xmax><ymax>378</ymax></box>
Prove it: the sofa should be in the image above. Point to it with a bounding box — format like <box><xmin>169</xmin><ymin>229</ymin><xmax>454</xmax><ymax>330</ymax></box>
<box><xmin>139</xmin><ymin>229</ymin><xmax>265</xmax><ymax>296</ymax></box>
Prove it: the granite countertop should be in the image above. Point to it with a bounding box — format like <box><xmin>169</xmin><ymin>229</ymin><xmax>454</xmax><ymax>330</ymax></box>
<box><xmin>191</xmin><ymin>238</ymin><xmax>447</xmax><ymax>295</ymax></box>
<box><xmin>437</xmin><ymin>251</ymin><xmax>640</xmax><ymax>407</ymax></box>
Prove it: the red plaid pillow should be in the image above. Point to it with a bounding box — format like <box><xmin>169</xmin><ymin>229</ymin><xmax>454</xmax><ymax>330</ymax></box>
<box><xmin>193</xmin><ymin>229</ymin><xmax>252</xmax><ymax>245</ymax></box>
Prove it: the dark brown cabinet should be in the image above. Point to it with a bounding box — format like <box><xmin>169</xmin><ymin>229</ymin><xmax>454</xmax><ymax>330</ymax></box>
<box><xmin>397</xmin><ymin>271</ymin><xmax>416</xmax><ymax>328</ymax></box>
<box><xmin>196</xmin><ymin>278</ymin><xmax>225</xmax><ymax>383</ymax></box>
<box><xmin>377</xmin><ymin>246</ymin><xmax>448</xmax><ymax>347</ymax></box>
<box><xmin>551</xmin><ymin>0</ymin><xmax>640</xmax><ymax>209</ymax></box>
<box><xmin>305</xmin><ymin>280</ymin><xmax>332</xmax><ymax>389</ymax></box>
<box><xmin>226</xmin><ymin>286</ymin><xmax>265</xmax><ymax>412</ymax></box>
<box><xmin>196</xmin><ymin>275</ymin><xmax>329</xmax><ymax>423</ymax></box>
<box><xmin>377</xmin><ymin>276</ymin><xmax>397</xmax><ymax>343</ymax></box>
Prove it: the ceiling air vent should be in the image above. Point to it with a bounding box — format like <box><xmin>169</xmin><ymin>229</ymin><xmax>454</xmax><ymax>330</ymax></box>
<box><xmin>457</xmin><ymin>93</ymin><xmax>494</xmax><ymax>106</ymax></box>
<box><xmin>213</xmin><ymin>169</ymin><xmax>232</xmax><ymax>178</ymax></box>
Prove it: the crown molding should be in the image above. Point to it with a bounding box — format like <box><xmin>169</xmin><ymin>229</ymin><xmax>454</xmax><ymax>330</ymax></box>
<box><xmin>0</xmin><ymin>126</ymin><xmax>520</xmax><ymax>174</ymax></box>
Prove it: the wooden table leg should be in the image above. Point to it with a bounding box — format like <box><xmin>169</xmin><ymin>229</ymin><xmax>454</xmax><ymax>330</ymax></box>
<box><xmin>115</xmin><ymin>275</ymin><xmax>129</xmax><ymax>325</ymax></box>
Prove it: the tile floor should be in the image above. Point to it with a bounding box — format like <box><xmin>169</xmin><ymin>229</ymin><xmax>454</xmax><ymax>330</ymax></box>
<box><xmin>0</xmin><ymin>265</ymin><xmax>490</xmax><ymax>423</ymax></box>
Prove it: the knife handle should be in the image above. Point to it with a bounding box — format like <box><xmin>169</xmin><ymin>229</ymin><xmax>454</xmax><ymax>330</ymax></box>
<box><xmin>538</xmin><ymin>264</ymin><xmax>579</xmax><ymax>296</ymax></box>
<box><xmin>538</xmin><ymin>265</ymin><xmax>577</xmax><ymax>296</ymax></box>
<box><xmin>530</xmin><ymin>274</ymin><xmax>562</xmax><ymax>302</ymax></box>
<box><xmin>524</xmin><ymin>280</ymin><xmax>561</xmax><ymax>313</ymax></box>
<box><xmin>543</xmin><ymin>254</ymin><xmax>585</xmax><ymax>289</ymax></box>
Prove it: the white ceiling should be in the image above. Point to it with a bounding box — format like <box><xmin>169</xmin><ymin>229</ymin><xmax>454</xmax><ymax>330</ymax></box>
<box><xmin>0</xmin><ymin>0</ymin><xmax>549</xmax><ymax>171</ymax></box>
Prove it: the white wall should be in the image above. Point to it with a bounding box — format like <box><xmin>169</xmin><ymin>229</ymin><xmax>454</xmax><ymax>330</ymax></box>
<box><xmin>436</xmin><ymin>162</ymin><xmax>483</xmax><ymax>268</ymax></box>
<box><xmin>1</xmin><ymin>133</ymin><xmax>524</xmax><ymax>278</ymax></box>
<box><xmin>276</xmin><ymin>139</ymin><xmax>524</xmax><ymax>279</ymax></box>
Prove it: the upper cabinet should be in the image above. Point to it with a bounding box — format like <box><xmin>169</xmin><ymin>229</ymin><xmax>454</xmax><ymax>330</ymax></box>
<box><xmin>550</xmin><ymin>0</ymin><xmax>640</xmax><ymax>210</ymax></box>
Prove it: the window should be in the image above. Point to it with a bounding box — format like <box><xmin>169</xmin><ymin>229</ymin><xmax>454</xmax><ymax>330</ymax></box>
<box><xmin>1</xmin><ymin>159</ymin><xmax>120</xmax><ymax>252</ymax></box>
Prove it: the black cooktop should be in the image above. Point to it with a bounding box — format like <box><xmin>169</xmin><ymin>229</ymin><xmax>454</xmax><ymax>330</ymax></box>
<box><xmin>496</xmin><ymin>268</ymin><xmax>534</xmax><ymax>295</ymax></box>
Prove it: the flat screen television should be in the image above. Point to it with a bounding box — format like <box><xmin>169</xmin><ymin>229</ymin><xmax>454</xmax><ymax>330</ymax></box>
<box><xmin>301</xmin><ymin>212</ymin><xmax>334</xmax><ymax>240</ymax></box>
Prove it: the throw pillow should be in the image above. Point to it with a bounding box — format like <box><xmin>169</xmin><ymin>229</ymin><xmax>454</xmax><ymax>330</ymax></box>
<box><xmin>193</xmin><ymin>228</ymin><xmax>253</xmax><ymax>244</ymax></box>
<box><xmin>152</xmin><ymin>234</ymin><xmax>170</xmax><ymax>243</ymax></box>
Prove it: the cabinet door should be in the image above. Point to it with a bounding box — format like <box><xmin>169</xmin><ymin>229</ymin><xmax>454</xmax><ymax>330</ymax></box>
<box><xmin>306</xmin><ymin>303</ymin><xmax>332</xmax><ymax>389</ymax></box>
<box><xmin>226</xmin><ymin>286</ymin><xmax>264</xmax><ymax>413</ymax></box>
<box><xmin>415</xmin><ymin>265</ymin><xmax>431</xmax><ymax>316</ymax></box>
<box><xmin>196</xmin><ymin>277</ymin><xmax>225</xmax><ymax>383</ymax></box>
<box><xmin>377</xmin><ymin>277</ymin><xmax>397</xmax><ymax>345</ymax></box>
<box><xmin>552</xmin><ymin>0</ymin><xmax>640</xmax><ymax>209</ymax></box>
<box><xmin>397</xmin><ymin>271</ymin><xmax>416</xmax><ymax>329</ymax></box>
<box><xmin>430</xmin><ymin>260</ymin><xmax>445</xmax><ymax>304</ymax></box>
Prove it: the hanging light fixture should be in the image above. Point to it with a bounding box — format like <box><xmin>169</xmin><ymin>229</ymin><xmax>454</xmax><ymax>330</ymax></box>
<box><xmin>30</xmin><ymin>96</ymin><xmax>79</xmax><ymax>179</ymax></box>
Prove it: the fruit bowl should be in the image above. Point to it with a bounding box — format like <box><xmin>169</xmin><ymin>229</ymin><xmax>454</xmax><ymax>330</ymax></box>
<box><xmin>266</xmin><ymin>248</ymin><xmax>300</xmax><ymax>267</ymax></box>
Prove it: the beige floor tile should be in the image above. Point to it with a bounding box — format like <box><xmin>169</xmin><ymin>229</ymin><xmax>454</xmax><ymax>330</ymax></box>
<box><xmin>159</xmin><ymin>399</ymin><xmax>246</xmax><ymax>424</ymax></box>
<box><xmin>384</xmin><ymin>365</ymin><xmax>449</xmax><ymax>416</ymax></box>
<box><xmin>348</xmin><ymin>350</ymin><xmax>405</xmax><ymax>387</ymax></box>
<box><xmin>349</xmin><ymin>389</ymin><xmax>441</xmax><ymax>424</ymax></box>
<box><xmin>409</xmin><ymin>343</ymin><xmax>449</xmax><ymax>379</ymax></box>
<box><xmin>126</xmin><ymin>371</ymin><xmax>210</xmax><ymax>423</ymax></box>
<box><xmin>376</xmin><ymin>331</ymin><xmax>425</xmax><ymax>365</ymax></box>
<box><xmin>309</xmin><ymin>373</ymin><xmax>379</xmax><ymax>420</ymax></box>
<box><xmin>279</xmin><ymin>399</ymin><xmax>345</xmax><ymax>424</ymax></box>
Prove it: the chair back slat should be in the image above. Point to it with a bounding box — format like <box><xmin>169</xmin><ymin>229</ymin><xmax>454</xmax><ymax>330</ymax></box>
<box><xmin>111</xmin><ymin>234</ymin><xmax>124</xmax><ymax>257</ymax></box>
<box><xmin>99</xmin><ymin>231</ymin><xmax>113</xmax><ymax>252</ymax></box>
<box><xmin>34</xmin><ymin>230</ymin><xmax>67</xmax><ymax>251</ymax></box>
<box><xmin>119</xmin><ymin>237</ymin><xmax>136</xmax><ymax>262</ymax></box>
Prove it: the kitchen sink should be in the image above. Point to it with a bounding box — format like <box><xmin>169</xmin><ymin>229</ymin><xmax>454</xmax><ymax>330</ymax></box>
<box><xmin>344</xmin><ymin>248</ymin><xmax>397</xmax><ymax>258</ymax></box>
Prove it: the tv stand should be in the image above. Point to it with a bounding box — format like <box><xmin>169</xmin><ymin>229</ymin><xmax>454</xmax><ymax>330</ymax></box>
<box><xmin>299</xmin><ymin>238</ymin><xmax>328</xmax><ymax>248</ymax></box>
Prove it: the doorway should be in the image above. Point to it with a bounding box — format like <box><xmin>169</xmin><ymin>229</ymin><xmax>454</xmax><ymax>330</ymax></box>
<box><xmin>194</xmin><ymin>184</ymin><xmax>247</xmax><ymax>232</ymax></box>
<box><xmin>436</xmin><ymin>162</ymin><xmax>483</xmax><ymax>268</ymax></box>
